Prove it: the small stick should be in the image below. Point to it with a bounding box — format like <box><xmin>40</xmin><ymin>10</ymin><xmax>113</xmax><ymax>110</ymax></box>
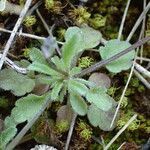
<box><xmin>136</xmin><ymin>56</ymin><xmax>150</xmax><ymax>62</ymax></box>
<box><xmin>0</xmin><ymin>28</ymin><xmax>64</xmax><ymax>45</ymax></box>
<box><xmin>0</xmin><ymin>54</ymin><xmax>27</xmax><ymax>74</ymax></box>
<box><xmin>75</xmin><ymin>36</ymin><xmax>150</xmax><ymax>78</ymax></box>
<box><xmin>134</xmin><ymin>62</ymin><xmax>150</xmax><ymax>78</ymax></box>
<box><xmin>65</xmin><ymin>113</ymin><xmax>77</xmax><ymax>150</ymax></box>
<box><xmin>6</xmin><ymin>94</ymin><xmax>52</xmax><ymax>150</ymax></box>
<box><xmin>36</xmin><ymin>9</ymin><xmax>51</xmax><ymax>35</ymax></box>
<box><xmin>134</xmin><ymin>69</ymin><xmax>150</xmax><ymax>89</ymax></box>
<box><xmin>110</xmin><ymin>52</ymin><xmax>137</xmax><ymax>128</ymax></box>
<box><xmin>126</xmin><ymin>2</ymin><xmax>150</xmax><ymax>42</ymax></box>
<box><xmin>0</xmin><ymin>0</ymin><xmax>33</xmax><ymax>70</ymax></box>
<box><xmin>104</xmin><ymin>114</ymin><xmax>137</xmax><ymax>150</ymax></box>
<box><xmin>118</xmin><ymin>0</ymin><xmax>131</xmax><ymax>40</ymax></box>
<box><xmin>117</xmin><ymin>142</ymin><xmax>126</xmax><ymax>150</ymax></box>
<box><xmin>140</xmin><ymin>0</ymin><xmax>146</xmax><ymax>64</ymax></box>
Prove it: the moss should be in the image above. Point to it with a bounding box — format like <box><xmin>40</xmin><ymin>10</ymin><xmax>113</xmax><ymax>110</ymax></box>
<box><xmin>78</xmin><ymin>56</ymin><xmax>94</xmax><ymax>68</ymax></box>
<box><xmin>69</xmin><ymin>6</ymin><xmax>91</xmax><ymax>25</ymax></box>
<box><xmin>23</xmin><ymin>15</ymin><xmax>37</xmax><ymax>27</ymax></box>
<box><xmin>117</xmin><ymin>111</ymin><xmax>140</xmax><ymax>131</ymax></box>
<box><xmin>45</xmin><ymin>0</ymin><xmax>62</xmax><ymax>14</ymax></box>
<box><xmin>57</xmin><ymin>28</ymin><xmax>66</xmax><ymax>41</ymax></box>
<box><xmin>89</xmin><ymin>14</ymin><xmax>106</xmax><ymax>29</ymax></box>
<box><xmin>55</xmin><ymin>120</ymin><xmax>69</xmax><ymax>133</ymax></box>
<box><xmin>76</xmin><ymin>120</ymin><xmax>92</xmax><ymax>141</ymax></box>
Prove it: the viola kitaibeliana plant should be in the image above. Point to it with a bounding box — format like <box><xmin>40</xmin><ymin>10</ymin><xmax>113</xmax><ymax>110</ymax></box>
<box><xmin>0</xmin><ymin>25</ymin><xmax>135</xmax><ymax>149</ymax></box>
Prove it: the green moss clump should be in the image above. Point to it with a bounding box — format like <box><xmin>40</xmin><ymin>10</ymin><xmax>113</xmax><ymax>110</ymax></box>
<box><xmin>76</xmin><ymin>120</ymin><xmax>92</xmax><ymax>141</ymax></box>
<box><xmin>23</xmin><ymin>15</ymin><xmax>37</xmax><ymax>27</ymax></box>
<box><xmin>89</xmin><ymin>14</ymin><xmax>106</xmax><ymax>29</ymax></box>
<box><xmin>45</xmin><ymin>0</ymin><xmax>62</xmax><ymax>14</ymax></box>
<box><xmin>117</xmin><ymin>111</ymin><xmax>140</xmax><ymax>131</ymax></box>
<box><xmin>78</xmin><ymin>56</ymin><xmax>94</xmax><ymax>68</ymax></box>
<box><xmin>55</xmin><ymin>120</ymin><xmax>69</xmax><ymax>133</ymax></box>
<box><xmin>69</xmin><ymin>6</ymin><xmax>91</xmax><ymax>25</ymax></box>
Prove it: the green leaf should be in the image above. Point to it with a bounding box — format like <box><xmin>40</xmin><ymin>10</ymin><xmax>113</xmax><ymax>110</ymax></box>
<box><xmin>86</xmin><ymin>87</ymin><xmax>116</xmax><ymax>111</ymax></box>
<box><xmin>51</xmin><ymin>81</ymin><xmax>63</xmax><ymax>100</ymax></box>
<box><xmin>0</xmin><ymin>127</ymin><xmax>17</xmax><ymax>150</ymax></box>
<box><xmin>65</xmin><ymin>26</ymin><xmax>81</xmax><ymax>41</ymax></box>
<box><xmin>88</xmin><ymin>104</ymin><xmax>117</xmax><ymax>131</ymax></box>
<box><xmin>99</xmin><ymin>39</ymin><xmax>135</xmax><ymax>73</ymax></box>
<box><xmin>11</xmin><ymin>94</ymin><xmax>47</xmax><ymax>123</ymax></box>
<box><xmin>0</xmin><ymin>93</ymin><xmax>51</xmax><ymax>148</ymax></box>
<box><xmin>51</xmin><ymin>56</ymin><xmax>66</xmax><ymax>72</ymax></box>
<box><xmin>0</xmin><ymin>69</ymin><xmax>35</xmax><ymax>96</ymax></box>
<box><xmin>35</xmin><ymin>75</ymin><xmax>54</xmax><ymax>85</ymax></box>
<box><xmin>28</xmin><ymin>62</ymin><xmax>61</xmax><ymax>76</ymax></box>
<box><xmin>80</xmin><ymin>25</ymin><xmax>102</xmax><ymax>49</ymax></box>
<box><xmin>69</xmin><ymin>67</ymin><xmax>81</xmax><ymax>77</ymax></box>
<box><xmin>29</xmin><ymin>47</ymin><xmax>48</xmax><ymax>65</ymax></box>
<box><xmin>62</xmin><ymin>26</ymin><xmax>101</xmax><ymax>69</ymax></box>
<box><xmin>65</xmin><ymin>26</ymin><xmax>102</xmax><ymax>50</ymax></box>
<box><xmin>68</xmin><ymin>79</ymin><xmax>88</xmax><ymax>96</ymax></box>
<box><xmin>62</xmin><ymin>33</ymin><xmax>83</xmax><ymax>69</ymax></box>
<box><xmin>87</xmin><ymin>104</ymin><xmax>101</xmax><ymax>127</ymax></box>
<box><xmin>59</xmin><ymin>83</ymin><xmax>67</xmax><ymax>102</ymax></box>
<box><xmin>70</xmin><ymin>93</ymin><xmax>87</xmax><ymax>116</ymax></box>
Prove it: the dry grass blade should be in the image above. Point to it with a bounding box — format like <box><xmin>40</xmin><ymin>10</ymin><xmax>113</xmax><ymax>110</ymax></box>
<box><xmin>0</xmin><ymin>0</ymin><xmax>32</xmax><ymax>70</ymax></box>
<box><xmin>118</xmin><ymin>0</ymin><xmax>131</xmax><ymax>40</ymax></box>
<box><xmin>134</xmin><ymin>69</ymin><xmax>150</xmax><ymax>89</ymax></box>
<box><xmin>126</xmin><ymin>2</ymin><xmax>150</xmax><ymax>42</ymax></box>
<box><xmin>134</xmin><ymin>62</ymin><xmax>150</xmax><ymax>78</ymax></box>
<box><xmin>104</xmin><ymin>114</ymin><xmax>137</xmax><ymax>150</ymax></box>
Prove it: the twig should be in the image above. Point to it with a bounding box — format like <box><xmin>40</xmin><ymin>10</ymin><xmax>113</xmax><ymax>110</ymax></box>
<box><xmin>134</xmin><ymin>62</ymin><xmax>150</xmax><ymax>78</ymax></box>
<box><xmin>0</xmin><ymin>0</ymin><xmax>32</xmax><ymax>70</ymax></box>
<box><xmin>126</xmin><ymin>2</ymin><xmax>150</xmax><ymax>42</ymax></box>
<box><xmin>75</xmin><ymin>36</ymin><xmax>150</xmax><ymax>78</ymax></box>
<box><xmin>110</xmin><ymin>51</ymin><xmax>137</xmax><ymax>128</ymax></box>
<box><xmin>118</xmin><ymin>0</ymin><xmax>131</xmax><ymax>40</ymax></box>
<box><xmin>6</xmin><ymin>94</ymin><xmax>52</xmax><ymax>150</ymax></box>
<box><xmin>134</xmin><ymin>69</ymin><xmax>150</xmax><ymax>89</ymax></box>
<box><xmin>0</xmin><ymin>54</ymin><xmax>27</xmax><ymax>74</ymax></box>
<box><xmin>136</xmin><ymin>56</ymin><xmax>150</xmax><ymax>62</ymax></box>
<box><xmin>140</xmin><ymin>0</ymin><xmax>146</xmax><ymax>64</ymax></box>
<box><xmin>36</xmin><ymin>9</ymin><xmax>61</xmax><ymax>56</ymax></box>
<box><xmin>104</xmin><ymin>114</ymin><xmax>137</xmax><ymax>150</ymax></box>
<box><xmin>65</xmin><ymin>113</ymin><xmax>77</xmax><ymax>150</ymax></box>
<box><xmin>36</xmin><ymin>9</ymin><xmax>51</xmax><ymax>35</ymax></box>
<box><xmin>27</xmin><ymin>0</ymin><xmax>42</xmax><ymax>16</ymax></box>
<box><xmin>117</xmin><ymin>142</ymin><xmax>126</xmax><ymax>150</ymax></box>
<box><xmin>0</xmin><ymin>28</ymin><xmax>64</xmax><ymax>45</ymax></box>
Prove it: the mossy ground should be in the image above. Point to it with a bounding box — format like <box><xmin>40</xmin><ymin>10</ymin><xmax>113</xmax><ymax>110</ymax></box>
<box><xmin>0</xmin><ymin>0</ymin><xmax>149</xmax><ymax>149</ymax></box>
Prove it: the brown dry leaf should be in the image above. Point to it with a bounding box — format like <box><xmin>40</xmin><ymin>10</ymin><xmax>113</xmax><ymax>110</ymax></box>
<box><xmin>88</xmin><ymin>72</ymin><xmax>111</xmax><ymax>89</ymax></box>
<box><xmin>56</xmin><ymin>105</ymin><xmax>73</xmax><ymax>124</ymax></box>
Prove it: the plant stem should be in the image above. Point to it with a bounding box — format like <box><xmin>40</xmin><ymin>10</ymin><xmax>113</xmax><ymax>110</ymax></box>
<box><xmin>75</xmin><ymin>36</ymin><xmax>150</xmax><ymax>78</ymax></box>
